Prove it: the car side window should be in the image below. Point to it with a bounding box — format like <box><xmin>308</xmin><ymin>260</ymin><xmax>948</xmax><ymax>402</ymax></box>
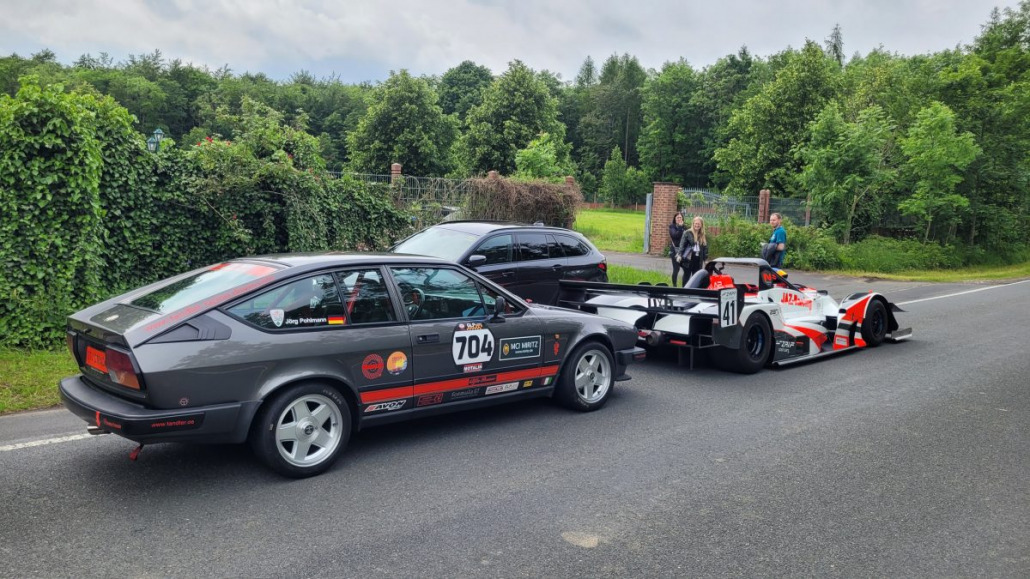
<box><xmin>389</xmin><ymin>267</ymin><xmax>486</xmax><ymax>321</ymax></box>
<box><xmin>337</xmin><ymin>269</ymin><xmax>397</xmax><ymax>324</ymax></box>
<box><xmin>546</xmin><ymin>234</ymin><xmax>563</xmax><ymax>258</ymax></box>
<box><xmin>474</xmin><ymin>234</ymin><xmax>513</xmax><ymax>265</ymax></box>
<box><xmin>226</xmin><ymin>274</ymin><xmax>345</xmax><ymax>330</ymax></box>
<box><xmin>517</xmin><ymin>233</ymin><xmax>550</xmax><ymax>261</ymax></box>
<box><xmin>555</xmin><ymin>234</ymin><xmax>589</xmax><ymax>257</ymax></box>
<box><xmin>478</xmin><ymin>283</ymin><xmax>523</xmax><ymax>316</ymax></box>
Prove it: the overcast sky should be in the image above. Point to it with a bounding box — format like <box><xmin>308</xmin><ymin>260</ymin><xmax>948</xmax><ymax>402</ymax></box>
<box><xmin>0</xmin><ymin>0</ymin><xmax>1020</xmax><ymax>83</ymax></box>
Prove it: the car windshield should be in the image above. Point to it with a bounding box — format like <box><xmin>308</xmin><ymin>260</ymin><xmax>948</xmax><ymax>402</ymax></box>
<box><xmin>392</xmin><ymin>227</ymin><xmax>478</xmax><ymax>261</ymax></box>
<box><xmin>129</xmin><ymin>262</ymin><xmax>280</xmax><ymax>314</ymax></box>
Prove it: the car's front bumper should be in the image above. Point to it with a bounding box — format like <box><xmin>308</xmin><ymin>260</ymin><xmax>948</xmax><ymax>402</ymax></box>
<box><xmin>614</xmin><ymin>346</ymin><xmax>646</xmax><ymax>380</ymax></box>
<box><xmin>59</xmin><ymin>375</ymin><xmax>261</xmax><ymax>444</ymax></box>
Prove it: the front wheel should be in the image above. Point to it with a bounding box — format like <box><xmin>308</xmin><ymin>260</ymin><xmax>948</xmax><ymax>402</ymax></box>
<box><xmin>861</xmin><ymin>300</ymin><xmax>888</xmax><ymax>347</ymax></box>
<box><xmin>711</xmin><ymin>313</ymin><xmax>772</xmax><ymax>374</ymax></box>
<box><xmin>555</xmin><ymin>341</ymin><xmax>614</xmax><ymax>412</ymax></box>
<box><xmin>250</xmin><ymin>382</ymin><xmax>351</xmax><ymax>478</ymax></box>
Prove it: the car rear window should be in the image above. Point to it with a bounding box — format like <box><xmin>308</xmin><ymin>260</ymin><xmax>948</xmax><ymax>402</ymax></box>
<box><xmin>392</xmin><ymin>227</ymin><xmax>478</xmax><ymax>261</ymax></box>
<box><xmin>129</xmin><ymin>262</ymin><xmax>280</xmax><ymax>314</ymax></box>
<box><xmin>555</xmin><ymin>234</ymin><xmax>590</xmax><ymax>257</ymax></box>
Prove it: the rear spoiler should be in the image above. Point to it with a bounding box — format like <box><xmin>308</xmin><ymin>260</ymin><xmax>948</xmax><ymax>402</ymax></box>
<box><xmin>557</xmin><ymin>280</ymin><xmax>745</xmax><ymax>349</ymax></box>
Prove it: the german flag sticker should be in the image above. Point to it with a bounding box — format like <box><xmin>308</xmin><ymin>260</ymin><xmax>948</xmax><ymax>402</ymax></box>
<box><xmin>328</xmin><ymin>315</ymin><xmax>345</xmax><ymax>325</ymax></box>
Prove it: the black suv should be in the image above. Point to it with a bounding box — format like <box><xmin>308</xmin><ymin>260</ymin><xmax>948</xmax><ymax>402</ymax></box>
<box><xmin>391</xmin><ymin>221</ymin><xmax>608</xmax><ymax>305</ymax></box>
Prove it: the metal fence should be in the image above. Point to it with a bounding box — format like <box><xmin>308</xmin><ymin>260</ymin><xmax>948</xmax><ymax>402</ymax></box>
<box><xmin>678</xmin><ymin>188</ymin><xmax>760</xmax><ymax>223</ymax></box>
<box><xmin>328</xmin><ymin>172</ymin><xmax>474</xmax><ymax>225</ymax></box>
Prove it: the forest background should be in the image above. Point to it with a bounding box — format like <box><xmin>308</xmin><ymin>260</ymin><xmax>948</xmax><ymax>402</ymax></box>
<box><xmin>1</xmin><ymin>3</ymin><xmax>1030</xmax><ymax>351</ymax></box>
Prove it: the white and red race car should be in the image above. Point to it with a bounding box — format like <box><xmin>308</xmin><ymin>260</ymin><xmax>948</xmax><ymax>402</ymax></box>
<box><xmin>558</xmin><ymin>258</ymin><xmax>912</xmax><ymax>374</ymax></box>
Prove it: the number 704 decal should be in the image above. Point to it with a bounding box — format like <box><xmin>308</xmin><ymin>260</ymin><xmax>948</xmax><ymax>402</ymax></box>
<box><xmin>453</xmin><ymin>323</ymin><xmax>495</xmax><ymax>365</ymax></box>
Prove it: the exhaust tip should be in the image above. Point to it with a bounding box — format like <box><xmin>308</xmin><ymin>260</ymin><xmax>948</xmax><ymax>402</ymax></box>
<box><xmin>86</xmin><ymin>425</ymin><xmax>107</xmax><ymax>436</ymax></box>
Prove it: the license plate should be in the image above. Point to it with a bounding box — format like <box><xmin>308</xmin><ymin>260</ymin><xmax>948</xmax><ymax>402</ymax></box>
<box><xmin>85</xmin><ymin>346</ymin><xmax>107</xmax><ymax>373</ymax></box>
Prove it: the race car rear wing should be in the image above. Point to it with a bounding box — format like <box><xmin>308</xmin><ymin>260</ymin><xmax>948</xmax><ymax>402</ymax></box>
<box><xmin>557</xmin><ymin>280</ymin><xmax>744</xmax><ymax>348</ymax></box>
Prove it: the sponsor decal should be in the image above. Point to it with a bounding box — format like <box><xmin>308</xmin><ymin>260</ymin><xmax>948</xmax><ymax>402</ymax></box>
<box><xmin>270</xmin><ymin>309</ymin><xmax>285</xmax><ymax>327</ymax></box>
<box><xmin>769</xmin><ymin>309</ymin><xmax>779</xmax><ymax>316</ymax></box>
<box><xmin>104</xmin><ymin>314</ymin><xmax>119</xmax><ymax>322</ymax></box>
<box><xmin>498</xmin><ymin>336</ymin><xmax>542</xmax><ymax>360</ymax></box>
<box><xmin>310</xmin><ymin>297</ymin><xmax>320</xmax><ymax>309</ymax></box>
<box><xmin>468</xmin><ymin>374</ymin><xmax>497</xmax><ymax>386</ymax></box>
<box><xmin>762</xmin><ymin>271</ymin><xmax>775</xmax><ymax>284</ymax></box>
<box><xmin>365</xmin><ymin>400</ymin><xmax>407</xmax><ymax>413</ymax></box>
<box><xmin>453</xmin><ymin>323</ymin><xmax>495</xmax><ymax>364</ymax></box>
<box><xmin>362</xmin><ymin>354</ymin><xmax>384</xmax><ymax>380</ymax></box>
<box><xmin>462</xmin><ymin>363</ymin><xmax>483</xmax><ymax>373</ymax></box>
<box><xmin>101</xmin><ymin>418</ymin><xmax>123</xmax><ymax>430</ymax></box>
<box><xmin>835</xmin><ymin>336</ymin><xmax>848</xmax><ymax>347</ymax></box>
<box><xmin>484</xmin><ymin>382</ymin><xmax>519</xmax><ymax>395</ymax></box>
<box><xmin>543</xmin><ymin>376</ymin><xmax>553</xmax><ymax>386</ymax></box>
<box><xmin>417</xmin><ymin>393</ymin><xmax>445</xmax><ymax>407</ymax></box>
<box><xmin>780</xmin><ymin>293</ymin><xmax>814</xmax><ymax>310</ymax></box>
<box><xmin>328</xmin><ymin>315</ymin><xmax>345</xmax><ymax>325</ymax></box>
<box><xmin>449</xmin><ymin>387</ymin><xmax>480</xmax><ymax>401</ymax></box>
<box><xmin>148</xmin><ymin>414</ymin><xmax>203</xmax><ymax>431</ymax></box>
<box><xmin>386</xmin><ymin>351</ymin><xmax>408</xmax><ymax>375</ymax></box>
<box><xmin>553</xmin><ymin>341</ymin><xmax>560</xmax><ymax>356</ymax></box>
<box><xmin>776</xmin><ymin>339</ymin><xmax>794</xmax><ymax>354</ymax></box>
<box><xmin>179</xmin><ymin>397</ymin><xmax>189</xmax><ymax>407</ymax></box>
<box><xmin>522</xmin><ymin>380</ymin><xmax>533</xmax><ymax>388</ymax></box>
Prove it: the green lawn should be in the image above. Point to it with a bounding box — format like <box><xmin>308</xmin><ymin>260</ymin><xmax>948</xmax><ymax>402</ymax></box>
<box><xmin>574</xmin><ymin>208</ymin><xmax>646</xmax><ymax>253</ymax></box>
<box><xmin>0</xmin><ymin>348</ymin><xmax>77</xmax><ymax>415</ymax></box>
<box><xmin>827</xmin><ymin>261</ymin><xmax>1030</xmax><ymax>283</ymax></box>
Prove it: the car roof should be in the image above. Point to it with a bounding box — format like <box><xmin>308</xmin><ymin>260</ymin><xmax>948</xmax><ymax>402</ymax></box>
<box><xmin>237</xmin><ymin>251</ymin><xmax>455</xmax><ymax>270</ymax></box>
<box><xmin>427</xmin><ymin>221</ymin><xmax>584</xmax><ymax>237</ymax></box>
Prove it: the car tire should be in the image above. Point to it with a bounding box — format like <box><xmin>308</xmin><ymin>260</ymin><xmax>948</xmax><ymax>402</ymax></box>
<box><xmin>555</xmin><ymin>341</ymin><xmax>615</xmax><ymax>412</ymax></box>
<box><xmin>861</xmin><ymin>299</ymin><xmax>888</xmax><ymax>347</ymax></box>
<box><xmin>711</xmin><ymin>313</ymin><xmax>772</xmax><ymax>374</ymax></box>
<box><xmin>249</xmin><ymin>382</ymin><xmax>351</xmax><ymax>478</ymax></box>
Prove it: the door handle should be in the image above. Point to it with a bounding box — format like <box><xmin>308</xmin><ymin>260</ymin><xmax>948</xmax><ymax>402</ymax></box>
<box><xmin>551</xmin><ymin>264</ymin><xmax>562</xmax><ymax>270</ymax></box>
<box><xmin>417</xmin><ymin>333</ymin><xmax>439</xmax><ymax>344</ymax></box>
<box><xmin>501</xmin><ymin>271</ymin><xmax>514</xmax><ymax>278</ymax></box>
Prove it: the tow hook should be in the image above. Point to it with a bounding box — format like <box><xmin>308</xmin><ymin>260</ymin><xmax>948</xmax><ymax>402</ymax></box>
<box><xmin>129</xmin><ymin>444</ymin><xmax>145</xmax><ymax>462</ymax></box>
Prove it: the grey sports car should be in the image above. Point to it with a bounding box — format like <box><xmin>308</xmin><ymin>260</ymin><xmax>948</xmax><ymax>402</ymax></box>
<box><xmin>59</xmin><ymin>253</ymin><xmax>645</xmax><ymax>477</ymax></box>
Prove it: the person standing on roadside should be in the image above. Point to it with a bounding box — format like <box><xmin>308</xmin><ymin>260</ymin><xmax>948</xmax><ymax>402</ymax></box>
<box><xmin>677</xmin><ymin>216</ymin><xmax>709</xmax><ymax>286</ymax></box>
<box><xmin>766</xmin><ymin>212</ymin><xmax>787</xmax><ymax>268</ymax></box>
<box><xmin>668</xmin><ymin>212</ymin><xmax>687</xmax><ymax>286</ymax></box>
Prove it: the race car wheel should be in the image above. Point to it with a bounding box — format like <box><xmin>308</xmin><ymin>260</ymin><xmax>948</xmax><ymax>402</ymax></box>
<box><xmin>861</xmin><ymin>299</ymin><xmax>888</xmax><ymax>347</ymax></box>
<box><xmin>250</xmin><ymin>382</ymin><xmax>351</xmax><ymax>478</ymax></box>
<box><xmin>556</xmin><ymin>341</ymin><xmax>614</xmax><ymax>412</ymax></box>
<box><xmin>712</xmin><ymin>313</ymin><xmax>772</xmax><ymax>374</ymax></box>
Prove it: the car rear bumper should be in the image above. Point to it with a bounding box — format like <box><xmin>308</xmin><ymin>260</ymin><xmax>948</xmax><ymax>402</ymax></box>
<box><xmin>614</xmin><ymin>346</ymin><xmax>646</xmax><ymax>380</ymax></box>
<box><xmin>59</xmin><ymin>375</ymin><xmax>260</xmax><ymax>444</ymax></box>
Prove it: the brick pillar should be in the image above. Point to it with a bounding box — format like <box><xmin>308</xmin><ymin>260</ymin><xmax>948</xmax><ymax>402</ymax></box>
<box><xmin>649</xmin><ymin>182</ymin><xmax>680</xmax><ymax>256</ymax></box>
<box><xmin>390</xmin><ymin>163</ymin><xmax>402</xmax><ymax>185</ymax></box>
<box><xmin>758</xmin><ymin>189</ymin><xmax>771</xmax><ymax>224</ymax></box>
<box><xmin>565</xmin><ymin>176</ymin><xmax>575</xmax><ymax>186</ymax></box>
<box><xmin>487</xmin><ymin>170</ymin><xmax>499</xmax><ymax>179</ymax></box>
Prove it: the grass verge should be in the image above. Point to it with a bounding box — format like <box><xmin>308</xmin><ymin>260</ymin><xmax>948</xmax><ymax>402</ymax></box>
<box><xmin>827</xmin><ymin>261</ymin><xmax>1030</xmax><ymax>283</ymax></box>
<box><xmin>0</xmin><ymin>349</ymin><xmax>76</xmax><ymax>415</ymax></box>
<box><xmin>574</xmin><ymin>208</ymin><xmax>646</xmax><ymax>253</ymax></box>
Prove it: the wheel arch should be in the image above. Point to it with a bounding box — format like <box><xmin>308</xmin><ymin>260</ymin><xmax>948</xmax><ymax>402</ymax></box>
<box><xmin>252</xmin><ymin>375</ymin><xmax>360</xmax><ymax>434</ymax></box>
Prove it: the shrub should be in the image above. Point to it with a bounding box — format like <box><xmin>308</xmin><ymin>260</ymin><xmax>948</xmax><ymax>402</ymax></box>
<box><xmin>840</xmin><ymin>236</ymin><xmax>961</xmax><ymax>272</ymax></box>
<box><xmin>707</xmin><ymin>215</ymin><xmax>842</xmax><ymax>270</ymax></box>
<box><xmin>463</xmin><ymin>173</ymin><xmax>582</xmax><ymax>227</ymax></box>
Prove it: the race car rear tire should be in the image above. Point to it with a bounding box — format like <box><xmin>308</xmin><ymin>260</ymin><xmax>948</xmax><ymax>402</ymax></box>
<box><xmin>711</xmin><ymin>313</ymin><xmax>772</xmax><ymax>374</ymax></box>
<box><xmin>861</xmin><ymin>299</ymin><xmax>888</xmax><ymax>347</ymax></box>
<box><xmin>250</xmin><ymin>382</ymin><xmax>351</xmax><ymax>478</ymax></box>
<box><xmin>556</xmin><ymin>341</ymin><xmax>614</xmax><ymax>412</ymax></box>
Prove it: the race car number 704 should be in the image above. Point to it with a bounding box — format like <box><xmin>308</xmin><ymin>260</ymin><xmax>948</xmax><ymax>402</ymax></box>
<box><xmin>453</xmin><ymin>325</ymin><xmax>495</xmax><ymax>365</ymax></box>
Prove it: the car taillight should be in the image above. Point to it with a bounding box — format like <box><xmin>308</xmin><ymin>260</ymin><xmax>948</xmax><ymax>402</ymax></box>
<box><xmin>598</xmin><ymin>261</ymin><xmax>607</xmax><ymax>271</ymax></box>
<box><xmin>106</xmin><ymin>349</ymin><xmax>141</xmax><ymax>390</ymax></box>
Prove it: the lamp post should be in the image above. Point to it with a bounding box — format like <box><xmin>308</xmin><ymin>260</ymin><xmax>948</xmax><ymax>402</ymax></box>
<box><xmin>146</xmin><ymin>128</ymin><xmax>165</xmax><ymax>153</ymax></box>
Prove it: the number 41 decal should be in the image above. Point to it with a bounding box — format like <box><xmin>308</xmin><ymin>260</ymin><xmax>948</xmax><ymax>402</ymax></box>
<box><xmin>720</xmin><ymin>288</ymin><xmax>738</xmax><ymax>326</ymax></box>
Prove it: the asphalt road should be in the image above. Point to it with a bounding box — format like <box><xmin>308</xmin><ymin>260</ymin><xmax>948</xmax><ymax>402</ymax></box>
<box><xmin>1</xmin><ymin>277</ymin><xmax>1028</xmax><ymax>577</ymax></box>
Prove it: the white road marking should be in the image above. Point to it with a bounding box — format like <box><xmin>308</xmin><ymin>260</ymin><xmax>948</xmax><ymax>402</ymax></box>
<box><xmin>897</xmin><ymin>278</ymin><xmax>1030</xmax><ymax>306</ymax></box>
<box><xmin>0</xmin><ymin>433</ymin><xmax>93</xmax><ymax>452</ymax></box>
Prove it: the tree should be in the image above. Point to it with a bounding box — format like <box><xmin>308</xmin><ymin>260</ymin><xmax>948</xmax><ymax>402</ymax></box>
<box><xmin>514</xmin><ymin>132</ymin><xmax>575</xmax><ymax>182</ymax></box>
<box><xmin>898</xmin><ymin>102</ymin><xmax>981</xmax><ymax>241</ymax></box>
<box><xmin>346</xmin><ymin>70</ymin><xmax>457</xmax><ymax>176</ymax></box>
<box><xmin>714</xmin><ymin>41</ymin><xmax>840</xmax><ymax>196</ymax></box>
<box><xmin>825</xmin><ymin>24</ymin><xmax>845</xmax><ymax>66</ymax></box>
<box><xmin>457</xmin><ymin>60</ymin><xmax>565</xmax><ymax>176</ymax></box>
<box><xmin>599</xmin><ymin>146</ymin><xmax>649</xmax><ymax>206</ymax></box>
<box><xmin>438</xmin><ymin>61</ymin><xmax>493</xmax><ymax>121</ymax></box>
<box><xmin>637</xmin><ymin>60</ymin><xmax>705</xmax><ymax>185</ymax></box>
<box><xmin>798</xmin><ymin>103</ymin><xmax>896</xmax><ymax>244</ymax></box>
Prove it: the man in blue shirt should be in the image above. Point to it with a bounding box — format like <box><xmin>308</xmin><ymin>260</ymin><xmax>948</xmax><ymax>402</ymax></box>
<box><xmin>768</xmin><ymin>213</ymin><xmax>787</xmax><ymax>268</ymax></box>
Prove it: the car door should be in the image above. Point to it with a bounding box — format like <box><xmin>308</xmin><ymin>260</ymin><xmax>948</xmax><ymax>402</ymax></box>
<box><xmin>512</xmin><ymin>232</ymin><xmax>566</xmax><ymax>305</ymax></box>
<box><xmin>387</xmin><ymin>265</ymin><xmax>549</xmax><ymax>409</ymax></box>
<box><xmin>465</xmin><ymin>233</ymin><xmax>517</xmax><ymax>288</ymax></box>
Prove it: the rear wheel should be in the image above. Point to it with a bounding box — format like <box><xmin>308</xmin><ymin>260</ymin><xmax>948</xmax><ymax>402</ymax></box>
<box><xmin>711</xmin><ymin>313</ymin><xmax>772</xmax><ymax>374</ymax></box>
<box><xmin>861</xmin><ymin>300</ymin><xmax>888</xmax><ymax>347</ymax></box>
<box><xmin>556</xmin><ymin>341</ymin><xmax>614</xmax><ymax>412</ymax></box>
<box><xmin>250</xmin><ymin>382</ymin><xmax>351</xmax><ymax>478</ymax></box>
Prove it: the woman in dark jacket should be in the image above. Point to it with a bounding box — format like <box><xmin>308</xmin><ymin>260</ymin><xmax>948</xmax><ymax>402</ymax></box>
<box><xmin>676</xmin><ymin>216</ymin><xmax>709</xmax><ymax>286</ymax></box>
<box><xmin>668</xmin><ymin>212</ymin><xmax>686</xmax><ymax>286</ymax></box>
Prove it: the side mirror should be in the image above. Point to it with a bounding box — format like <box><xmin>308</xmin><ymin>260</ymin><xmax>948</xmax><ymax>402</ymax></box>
<box><xmin>466</xmin><ymin>254</ymin><xmax>487</xmax><ymax>269</ymax></box>
<box><xmin>491</xmin><ymin>297</ymin><xmax>507</xmax><ymax>322</ymax></box>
